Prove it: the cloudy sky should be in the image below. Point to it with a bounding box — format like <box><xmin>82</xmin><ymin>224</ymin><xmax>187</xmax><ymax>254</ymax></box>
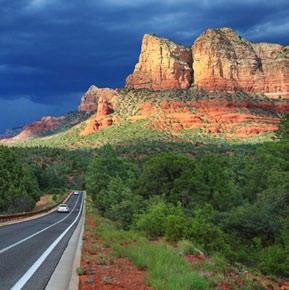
<box><xmin>0</xmin><ymin>0</ymin><xmax>288</xmax><ymax>133</ymax></box>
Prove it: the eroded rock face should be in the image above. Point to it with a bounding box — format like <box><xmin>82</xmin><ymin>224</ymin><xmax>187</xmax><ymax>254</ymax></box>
<box><xmin>192</xmin><ymin>28</ymin><xmax>289</xmax><ymax>98</ymax></box>
<box><xmin>78</xmin><ymin>85</ymin><xmax>118</xmax><ymax>113</ymax></box>
<box><xmin>126</xmin><ymin>34</ymin><xmax>193</xmax><ymax>90</ymax></box>
<box><xmin>252</xmin><ymin>43</ymin><xmax>289</xmax><ymax>98</ymax></box>
<box><xmin>129</xmin><ymin>98</ymin><xmax>285</xmax><ymax>138</ymax></box>
<box><xmin>13</xmin><ymin>116</ymin><xmax>65</xmax><ymax>140</ymax></box>
<box><xmin>80</xmin><ymin>116</ymin><xmax>115</xmax><ymax>136</ymax></box>
<box><xmin>126</xmin><ymin>29</ymin><xmax>288</xmax><ymax>97</ymax></box>
<box><xmin>79</xmin><ymin>86</ymin><xmax>119</xmax><ymax>136</ymax></box>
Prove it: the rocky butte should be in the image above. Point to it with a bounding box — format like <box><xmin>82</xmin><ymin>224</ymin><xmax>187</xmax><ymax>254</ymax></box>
<box><xmin>126</xmin><ymin>34</ymin><xmax>193</xmax><ymax>90</ymax></box>
<box><xmin>2</xmin><ymin>27</ymin><xmax>289</xmax><ymax>141</ymax></box>
<box><xmin>126</xmin><ymin>28</ymin><xmax>289</xmax><ymax>98</ymax></box>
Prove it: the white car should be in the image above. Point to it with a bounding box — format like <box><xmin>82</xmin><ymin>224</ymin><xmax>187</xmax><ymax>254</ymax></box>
<box><xmin>73</xmin><ymin>191</ymin><xmax>80</xmax><ymax>195</ymax></box>
<box><xmin>57</xmin><ymin>204</ymin><xmax>70</xmax><ymax>213</ymax></box>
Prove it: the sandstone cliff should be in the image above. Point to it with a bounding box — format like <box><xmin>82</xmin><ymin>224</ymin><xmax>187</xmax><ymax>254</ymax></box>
<box><xmin>126</xmin><ymin>34</ymin><xmax>193</xmax><ymax>90</ymax></box>
<box><xmin>78</xmin><ymin>85</ymin><xmax>118</xmax><ymax>113</ymax></box>
<box><xmin>192</xmin><ymin>28</ymin><xmax>289</xmax><ymax>98</ymax></box>
<box><xmin>126</xmin><ymin>29</ymin><xmax>288</xmax><ymax>98</ymax></box>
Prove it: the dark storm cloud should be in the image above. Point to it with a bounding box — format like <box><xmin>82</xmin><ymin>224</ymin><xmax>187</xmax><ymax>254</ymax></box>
<box><xmin>0</xmin><ymin>0</ymin><xmax>288</xmax><ymax>132</ymax></box>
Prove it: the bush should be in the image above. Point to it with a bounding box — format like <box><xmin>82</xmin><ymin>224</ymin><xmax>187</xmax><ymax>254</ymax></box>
<box><xmin>135</xmin><ymin>200</ymin><xmax>186</xmax><ymax>241</ymax></box>
<box><xmin>135</xmin><ymin>201</ymin><xmax>171</xmax><ymax>238</ymax></box>
<box><xmin>104</xmin><ymin>177</ymin><xmax>143</xmax><ymax>229</ymax></box>
<box><xmin>184</xmin><ymin>206</ymin><xmax>229</xmax><ymax>254</ymax></box>
<box><xmin>258</xmin><ymin>245</ymin><xmax>289</xmax><ymax>277</ymax></box>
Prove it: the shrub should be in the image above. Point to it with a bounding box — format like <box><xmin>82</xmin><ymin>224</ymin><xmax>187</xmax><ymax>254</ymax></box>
<box><xmin>258</xmin><ymin>245</ymin><xmax>289</xmax><ymax>277</ymax></box>
<box><xmin>135</xmin><ymin>201</ymin><xmax>170</xmax><ymax>238</ymax></box>
<box><xmin>76</xmin><ymin>267</ymin><xmax>86</xmax><ymax>276</ymax></box>
<box><xmin>184</xmin><ymin>206</ymin><xmax>229</xmax><ymax>254</ymax></box>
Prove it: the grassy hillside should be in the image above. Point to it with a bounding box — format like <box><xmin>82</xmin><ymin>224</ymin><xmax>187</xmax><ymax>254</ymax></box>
<box><xmin>11</xmin><ymin>89</ymin><xmax>283</xmax><ymax>156</ymax></box>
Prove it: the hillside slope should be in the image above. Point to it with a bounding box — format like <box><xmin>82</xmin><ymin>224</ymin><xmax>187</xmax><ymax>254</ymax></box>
<box><xmin>11</xmin><ymin>89</ymin><xmax>289</xmax><ymax>155</ymax></box>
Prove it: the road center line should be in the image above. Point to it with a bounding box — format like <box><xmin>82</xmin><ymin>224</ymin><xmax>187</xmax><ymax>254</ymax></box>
<box><xmin>11</xmin><ymin>194</ymin><xmax>84</xmax><ymax>290</ymax></box>
<box><xmin>0</xmin><ymin>195</ymin><xmax>80</xmax><ymax>255</ymax></box>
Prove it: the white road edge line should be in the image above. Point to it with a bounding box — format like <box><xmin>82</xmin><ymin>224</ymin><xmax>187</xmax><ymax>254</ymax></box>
<box><xmin>11</xmin><ymin>194</ymin><xmax>84</xmax><ymax>290</ymax></box>
<box><xmin>0</xmin><ymin>195</ymin><xmax>80</xmax><ymax>255</ymax></box>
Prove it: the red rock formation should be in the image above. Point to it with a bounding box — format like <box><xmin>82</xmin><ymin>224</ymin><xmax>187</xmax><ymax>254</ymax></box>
<box><xmin>96</xmin><ymin>97</ymin><xmax>114</xmax><ymax>116</ymax></box>
<box><xmin>79</xmin><ymin>91</ymin><xmax>289</xmax><ymax>138</ymax></box>
<box><xmin>78</xmin><ymin>85</ymin><xmax>119</xmax><ymax>113</ymax></box>
<box><xmin>80</xmin><ymin>87</ymin><xmax>119</xmax><ymax>136</ymax></box>
<box><xmin>127</xmin><ymin>98</ymin><xmax>286</xmax><ymax>138</ymax></box>
<box><xmin>13</xmin><ymin>116</ymin><xmax>64</xmax><ymax>140</ymax></box>
<box><xmin>80</xmin><ymin>116</ymin><xmax>115</xmax><ymax>136</ymax></box>
<box><xmin>126</xmin><ymin>29</ymin><xmax>288</xmax><ymax>98</ymax></box>
<box><xmin>253</xmin><ymin>43</ymin><xmax>289</xmax><ymax>98</ymax></box>
<box><xmin>192</xmin><ymin>28</ymin><xmax>289</xmax><ymax>98</ymax></box>
<box><xmin>126</xmin><ymin>34</ymin><xmax>193</xmax><ymax>90</ymax></box>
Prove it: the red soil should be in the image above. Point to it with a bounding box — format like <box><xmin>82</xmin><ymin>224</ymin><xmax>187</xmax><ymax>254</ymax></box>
<box><xmin>79</xmin><ymin>216</ymin><xmax>150</xmax><ymax>290</ymax></box>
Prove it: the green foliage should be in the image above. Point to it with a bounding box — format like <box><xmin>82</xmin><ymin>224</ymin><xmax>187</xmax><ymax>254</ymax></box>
<box><xmin>257</xmin><ymin>244</ymin><xmax>289</xmax><ymax>277</ymax></box>
<box><xmin>136</xmin><ymin>153</ymin><xmax>194</xmax><ymax>202</ymax></box>
<box><xmin>184</xmin><ymin>206</ymin><xmax>229</xmax><ymax>253</ymax></box>
<box><xmin>136</xmin><ymin>152</ymin><xmax>240</xmax><ymax>211</ymax></box>
<box><xmin>101</xmin><ymin>177</ymin><xmax>143</xmax><ymax>228</ymax></box>
<box><xmin>85</xmin><ymin>145</ymin><xmax>134</xmax><ymax>198</ymax></box>
<box><xmin>276</xmin><ymin>113</ymin><xmax>289</xmax><ymax>140</ymax></box>
<box><xmin>0</xmin><ymin>146</ymin><xmax>40</xmax><ymax>213</ymax></box>
<box><xmin>84</xmin><ymin>143</ymin><xmax>289</xmax><ymax>278</ymax></box>
<box><xmin>135</xmin><ymin>201</ymin><xmax>171</xmax><ymax>238</ymax></box>
<box><xmin>85</xmin><ymin>145</ymin><xmax>142</xmax><ymax>228</ymax></box>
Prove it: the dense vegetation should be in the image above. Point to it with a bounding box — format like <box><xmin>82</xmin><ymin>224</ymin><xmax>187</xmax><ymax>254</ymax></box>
<box><xmin>0</xmin><ymin>146</ymin><xmax>91</xmax><ymax>214</ymax></box>
<box><xmin>0</xmin><ymin>146</ymin><xmax>39</xmax><ymax>213</ymax></box>
<box><xmin>85</xmin><ymin>114</ymin><xmax>289</xmax><ymax>279</ymax></box>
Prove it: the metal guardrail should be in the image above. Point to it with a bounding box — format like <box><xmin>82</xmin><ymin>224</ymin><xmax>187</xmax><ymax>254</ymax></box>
<box><xmin>0</xmin><ymin>192</ymin><xmax>73</xmax><ymax>223</ymax></box>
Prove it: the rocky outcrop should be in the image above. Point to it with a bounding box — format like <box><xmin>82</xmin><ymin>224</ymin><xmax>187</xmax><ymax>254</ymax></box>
<box><xmin>80</xmin><ymin>116</ymin><xmax>115</xmax><ymax>136</ymax></box>
<box><xmin>78</xmin><ymin>85</ymin><xmax>118</xmax><ymax>113</ymax></box>
<box><xmin>126</xmin><ymin>29</ymin><xmax>288</xmax><ymax>98</ymax></box>
<box><xmin>13</xmin><ymin>116</ymin><xmax>65</xmax><ymax>140</ymax></box>
<box><xmin>252</xmin><ymin>43</ymin><xmax>289</xmax><ymax>98</ymax></box>
<box><xmin>128</xmin><ymin>98</ymin><xmax>286</xmax><ymax>138</ymax></box>
<box><xmin>80</xmin><ymin>86</ymin><xmax>119</xmax><ymax>136</ymax></box>
<box><xmin>192</xmin><ymin>28</ymin><xmax>289</xmax><ymax>98</ymax></box>
<box><xmin>126</xmin><ymin>34</ymin><xmax>193</xmax><ymax>90</ymax></box>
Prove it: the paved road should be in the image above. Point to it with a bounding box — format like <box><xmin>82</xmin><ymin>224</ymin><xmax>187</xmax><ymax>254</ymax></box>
<box><xmin>0</xmin><ymin>192</ymin><xmax>84</xmax><ymax>290</ymax></box>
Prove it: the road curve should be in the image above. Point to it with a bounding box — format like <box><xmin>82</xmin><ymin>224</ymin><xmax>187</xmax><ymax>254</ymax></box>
<box><xmin>0</xmin><ymin>192</ymin><xmax>84</xmax><ymax>290</ymax></box>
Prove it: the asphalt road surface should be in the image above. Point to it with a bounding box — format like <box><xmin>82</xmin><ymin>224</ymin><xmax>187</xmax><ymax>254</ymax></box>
<box><xmin>0</xmin><ymin>192</ymin><xmax>83</xmax><ymax>290</ymax></box>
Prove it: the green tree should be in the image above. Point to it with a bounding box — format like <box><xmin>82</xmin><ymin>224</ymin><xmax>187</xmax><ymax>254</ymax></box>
<box><xmin>85</xmin><ymin>145</ymin><xmax>136</xmax><ymax>211</ymax></box>
<box><xmin>277</xmin><ymin>113</ymin><xmax>289</xmax><ymax>140</ymax></box>
<box><xmin>0</xmin><ymin>146</ymin><xmax>40</xmax><ymax>213</ymax></box>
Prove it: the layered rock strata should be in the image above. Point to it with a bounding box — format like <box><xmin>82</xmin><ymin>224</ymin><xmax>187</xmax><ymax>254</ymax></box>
<box><xmin>126</xmin><ymin>34</ymin><xmax>193</xmax><ymax>90</ymax></box>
